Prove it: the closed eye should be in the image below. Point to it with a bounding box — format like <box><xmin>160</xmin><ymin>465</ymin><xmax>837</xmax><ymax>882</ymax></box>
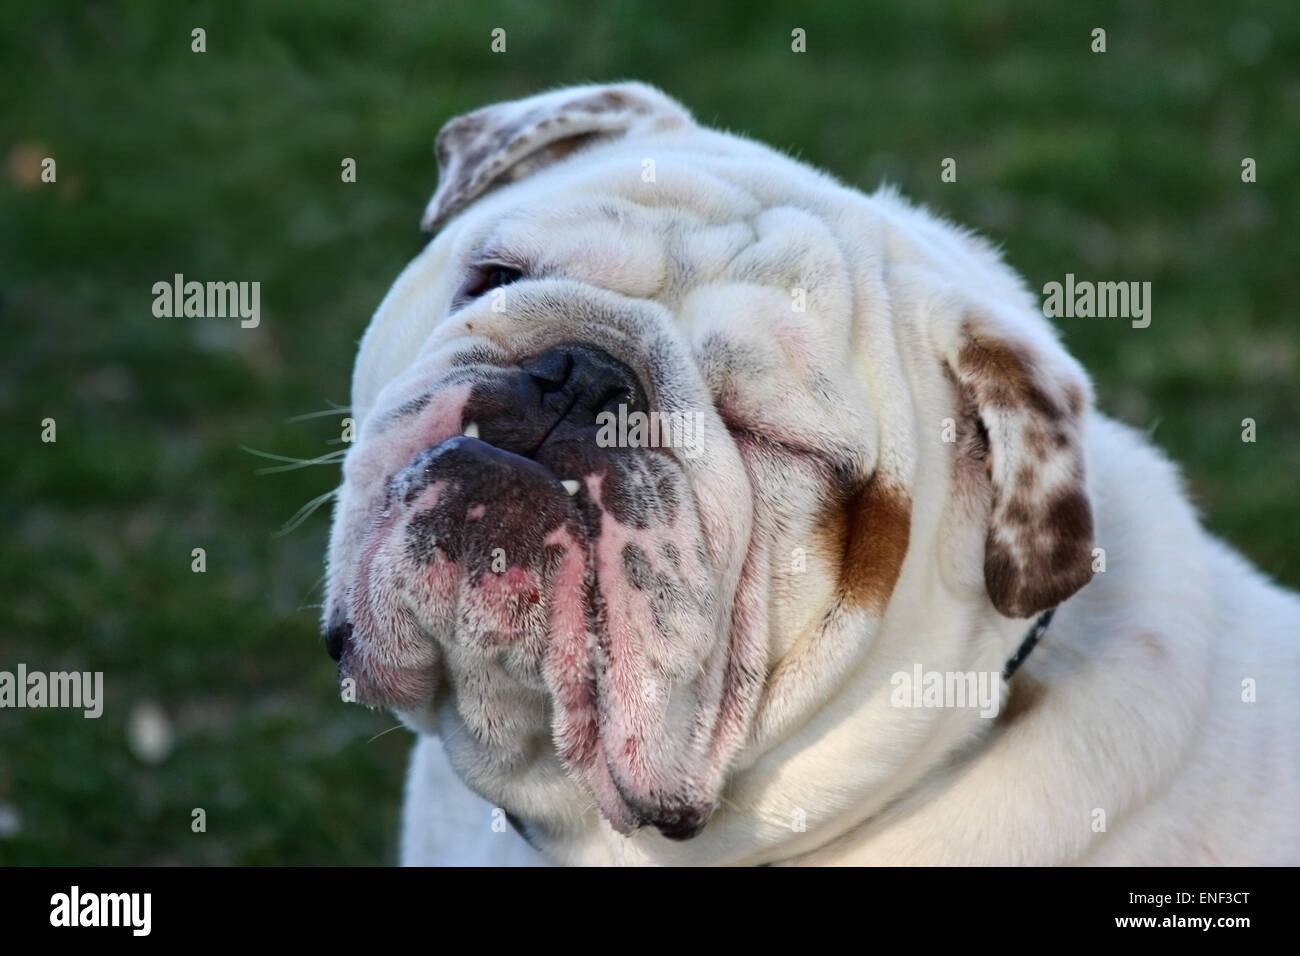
<box><xmin>460</xmin><ymin>263</ymin><xmax>524</xmax><ymax>300</ymax></box>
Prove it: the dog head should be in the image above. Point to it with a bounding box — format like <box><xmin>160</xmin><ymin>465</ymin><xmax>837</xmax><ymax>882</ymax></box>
<box><xmin>323</xmin><ymin>82</ymin><xmax>1096</xmax><ymax>857</ymax></box>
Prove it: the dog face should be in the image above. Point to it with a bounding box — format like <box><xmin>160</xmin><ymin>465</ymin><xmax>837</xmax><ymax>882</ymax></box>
<box><xmin>323</xmin><ymin>83</ymin><xmax>1096</xmax><ymax>854</ymax></box>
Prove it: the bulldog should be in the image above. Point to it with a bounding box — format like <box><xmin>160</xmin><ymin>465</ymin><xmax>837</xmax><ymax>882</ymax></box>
<box><xmin>323</xmin><ymin>82</ymin><xmax>1300</xmax><ymax>865</ymax></box>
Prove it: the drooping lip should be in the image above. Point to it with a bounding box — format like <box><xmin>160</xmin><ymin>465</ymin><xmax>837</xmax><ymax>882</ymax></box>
<box><xmin>341</xmin><ymin>434</ymin><xmax>581</xmax><ymax>709</ymax></box>
<box><xmin>336</xmin><ymin>400</ymin><xmax>756</xmax><ymax>842</ymax></box>
<box><xmin>340</xmin><ymin>506</ymin><xmax>435</xmax><ymax>712</ymax></box>
<box><xmin>533</xmin><ymin>516</ymin><xmax>645</xmax><ymax>835</ymax></box>
<box><xmin>339</xmin><ymin>436</ymin><xmax>660</xmax><ymax>834</ymax></box>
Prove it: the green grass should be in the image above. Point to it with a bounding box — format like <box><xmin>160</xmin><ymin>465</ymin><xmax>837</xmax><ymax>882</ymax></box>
<box><xmin>1</xmin><ymin>0</ymin><xmax>1296</xmax><ymax>864</ymax></box>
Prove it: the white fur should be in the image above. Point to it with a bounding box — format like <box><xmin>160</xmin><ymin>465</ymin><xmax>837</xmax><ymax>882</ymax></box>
<box><xmin>335</xmin><ymin>84</ymin><xmax>1300</xmax><ymax>865</ymax></box>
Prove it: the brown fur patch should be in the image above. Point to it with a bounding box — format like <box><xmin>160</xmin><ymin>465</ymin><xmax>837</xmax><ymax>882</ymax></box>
<box><xmin>544</xmin><ymin>131</ymin><xmax>602</xmax><ymax>162</ymax></box>
<box><xmin>985</xmin><ymin>489</ymin><xmax>1094</xmax><ymax>619</ymax></box>
<box><xmin>1046</xmin><ymin>489</ymin><xmax>1093</xmax><ymax>571</ymax></box>
<box><xmin>1064</xmin><ymin>384</ymin><xmax>1086</xmax><ymax>418</ymax></box>
<box><xmin>817</xmin><ymin>473</ymin><xmax>912</xmax><ymax>613</ymax></box>
<box><xmin>957</xmin><ymin>333</ymin><xmax>1064</xmax><ymax>423</ymax></box>
<box><xmin>950</xmin><ymin>320</ymin><xmax>1095</xmax><ymax>619</ymax></box>
<box><xmin>566</xmin><ymin>90</ymin><xmax>646</xmax><ymax>115</ymax></box>
<box><xmin>999</xmin><ymin>674</ymin><xmax>1046</xmax><ymax>725</ymax></box>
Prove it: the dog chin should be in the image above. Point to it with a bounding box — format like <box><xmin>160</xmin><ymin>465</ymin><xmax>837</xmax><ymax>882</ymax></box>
<box><xmin>392</xmin><ymin>703</ymin><xmax>440</xmax><ymax>737</ymax></box>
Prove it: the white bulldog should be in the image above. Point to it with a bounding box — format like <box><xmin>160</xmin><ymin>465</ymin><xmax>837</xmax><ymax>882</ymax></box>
<box><xmin>324</xmin><ymin>82</ymin><xmax>1300</xmax><ymax>865</ymax></box>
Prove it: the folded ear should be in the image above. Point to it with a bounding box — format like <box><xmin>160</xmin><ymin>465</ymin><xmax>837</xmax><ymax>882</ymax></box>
<box><xmin>420</xmin><ymin>82</ymin><xmax>692</xmax><ymax>233</ymax></box>
<box><xmin>943</xmin><ymin>311</ymin><xmax>1096</xmax><ymax>619</ymax></box>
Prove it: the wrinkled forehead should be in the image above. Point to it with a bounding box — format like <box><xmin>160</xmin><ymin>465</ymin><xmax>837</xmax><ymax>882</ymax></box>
<box><xmin>353</xmin><ymin>144</ymin><xmax>851</xmax><ymax>417</ymax></box>
<box><xmin>453</xmin><ymin>147</ymin><xmax>767</xmax><ymax>290</ymax></box>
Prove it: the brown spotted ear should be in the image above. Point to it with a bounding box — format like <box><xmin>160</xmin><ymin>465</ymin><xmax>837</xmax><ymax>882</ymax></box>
<box><xmin>944</xmin><ymin>313</ymin><xmax>1096</xmax><ymax>619</ymax></box>
<box><xmin>420</xmin><ymin>82</ymin><xmax>692</xmax><ymax>233</ymax></box>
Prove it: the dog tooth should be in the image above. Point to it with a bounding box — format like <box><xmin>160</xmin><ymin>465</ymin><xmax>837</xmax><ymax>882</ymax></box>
<box><xmin>463</xmin><ymin>421</ymin><xmax>480</xmax><ymax>439</ymax></box>
<box><xmin>561</xmin><ymin>479</ymin><xmax>581</xmax><ymax>496</ymax></box>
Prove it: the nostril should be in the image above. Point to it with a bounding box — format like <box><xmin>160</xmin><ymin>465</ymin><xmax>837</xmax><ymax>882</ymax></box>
<box><xmin>522</xmin><ymin>344</ymin><xmax>646</xmax><ymax>420</ymax></box>
<box><xmin>522</xmin><ymin>349</ymin><xmax>574</xmax><ymax>393</ymax></box>
<box><xmin>325</xmin><ymin>620</ymin><xmax>353</xmax><ymax>662</ymax></box>
<box><xmin>505</xmin><ymin>344</ymin><xmax>650</xmax><ymax>453</ymax></box>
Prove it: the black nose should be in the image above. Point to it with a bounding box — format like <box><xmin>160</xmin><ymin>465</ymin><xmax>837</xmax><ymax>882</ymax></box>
<box><xmin>325</xmin><ymin>619</ymin><xmax>352</xmax><ymax>662</ymax></box>
<box><xmin>519</xmin><ymin>344</ymin><xmax>647</xmax><ymax>427</ymax></box>
<box><xmin>641</xmin><ymin>804</ymin><xmax>710</xmax><ymax>841</ymax></box>
<box><xmin>460</xmin><ymin>344</ymin><xmax>650</xmax><ymax>463</ymax></box>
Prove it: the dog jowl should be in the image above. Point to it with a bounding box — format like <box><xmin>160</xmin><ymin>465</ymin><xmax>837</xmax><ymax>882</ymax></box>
<box><xmin>325</xmin><ymin>324</ymin><xmax>760</xmax><ymax>840</ymax></box>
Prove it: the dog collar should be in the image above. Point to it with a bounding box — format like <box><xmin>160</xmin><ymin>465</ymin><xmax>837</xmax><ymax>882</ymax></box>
<box><xmin>1001</xmin><ymin>608</ymin><xmax>1056</xmax><ymax>680</ymax></box>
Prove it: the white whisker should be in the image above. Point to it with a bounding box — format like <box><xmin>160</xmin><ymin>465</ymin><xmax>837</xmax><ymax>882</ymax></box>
<box><xmin>366</xmin><ymin>723</ymin><xmax>405</xmax><ymax>744</ymax></box>
<box><xmin>285</xmin><ymin>404</ymin><xmax>352</xmax><ymax>423</ymax></box>
<box><xmin>242</xmin><ymin>445</ymin><xmax>348</xmax><ymax>474</ymax></box>
<box><xmin>302</xmin><ymin>570</ymin><xmax>330</xmax><ymax>604</ymax></box>
<box><xmin>274</xmin><ymin>487</ymin><xmax>340</xmax><ymax>537</ymax></box>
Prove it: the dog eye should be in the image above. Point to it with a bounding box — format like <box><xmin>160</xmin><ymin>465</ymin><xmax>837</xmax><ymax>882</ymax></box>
<box><xmin>463</xmin><ymin>264</ymin><xmax>524</xmax><ymax>299</ymax></box>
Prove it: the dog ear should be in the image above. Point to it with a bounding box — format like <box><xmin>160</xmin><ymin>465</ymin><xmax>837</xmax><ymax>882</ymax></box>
<box><xmin>420</xmin><ymin>82</ymin><xmax>692</xmax><ymax>233</ymax></box>
<box><xmin>943</xmin><ymin>311</ymin><xmax>1096</xmax><ymax>619</ymax></box>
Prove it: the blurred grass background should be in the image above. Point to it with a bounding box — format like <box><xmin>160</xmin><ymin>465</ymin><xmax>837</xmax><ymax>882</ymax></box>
<box><xmin>1</xmin><ymin>0</ymin><xmax>1296</xmax><ymax>864</ymax></box>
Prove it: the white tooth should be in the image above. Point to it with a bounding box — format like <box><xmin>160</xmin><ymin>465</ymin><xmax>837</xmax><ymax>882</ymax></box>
<box><xmin>561</xmin><ymin>479</ymin><xmax>581</xmax><ymax>496</ymax></box>
<box><xmin>463</xmin><ymin>421</ymin><xmax>480</xmax><ymax>439</ymax></box>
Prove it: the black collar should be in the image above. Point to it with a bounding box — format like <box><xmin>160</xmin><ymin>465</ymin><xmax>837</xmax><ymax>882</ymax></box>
<box><xmin>1002</xmin><ymin>608</ymin><xmax>1056</xmax><ymax>681</ymax></box>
